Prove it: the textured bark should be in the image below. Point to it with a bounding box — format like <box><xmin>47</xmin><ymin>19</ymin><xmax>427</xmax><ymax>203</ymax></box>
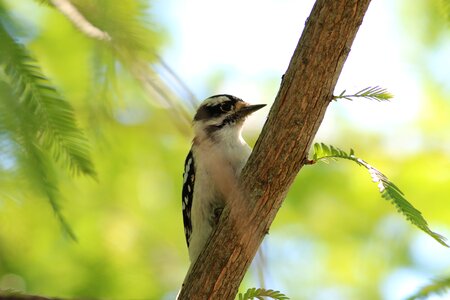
<box><xmin>178</xmin><ymin>0</ymin><xmax>372</xmax><ymax>299</ymax></box>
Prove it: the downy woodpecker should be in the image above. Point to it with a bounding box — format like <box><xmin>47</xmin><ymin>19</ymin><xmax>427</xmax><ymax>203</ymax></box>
<box><xmin>182</xmin><ymin>94</ymin><xmax>266</xmax><ymax>263</ymax></box>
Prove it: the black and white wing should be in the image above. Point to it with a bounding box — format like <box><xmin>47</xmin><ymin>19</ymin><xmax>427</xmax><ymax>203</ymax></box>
<box><xmin>182</xmin><ymin>149</ymin><xmax>195</xmax><ymax>247</ymax></box>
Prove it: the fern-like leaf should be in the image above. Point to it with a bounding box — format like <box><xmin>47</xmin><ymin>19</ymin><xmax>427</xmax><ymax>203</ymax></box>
<box><xmin>24</xmin><ymin>140</ymin><xmax>77</xmax><ymax>241</ymax></box>
<box><xmin>1</xmin><ymin>23</ymin><xmax>94</xmax><ymax>239</ymax></box>
<box><xmin>0</xmin><ymin>80</ymin><xmax>76</xmax><ymax>240</ymax></box>
<box><xmin>333</xmin><ymin>86</ymin><xmax>393</xmax><ymax>101</ymax></box>
<box><xmin>238</xmin><ymin>288</ymin><xmax>289</xmax><ymax>300</ymax></box>
<box><xmin>406</xmin><ymin>277</ymin><xmax>450</xmax><ymax>300</ymax></box>
<box><xmin>312</xmin><ymin>143</ymin><xmax>448</xmax><ymax>247</ymax></box>
<box><xmin>0</xmin><ymin>24</ymin><xmax>96</xmax><ymax>178</ymax></box>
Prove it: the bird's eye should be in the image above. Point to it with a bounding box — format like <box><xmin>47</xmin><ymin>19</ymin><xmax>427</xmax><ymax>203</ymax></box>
<box><xmin>220</xmin><ymin>102</ymin><xmax>232</xmax><ymax>112</ymax></box>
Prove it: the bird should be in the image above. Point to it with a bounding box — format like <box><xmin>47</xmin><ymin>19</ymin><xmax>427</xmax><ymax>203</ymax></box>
<box><xmin>182</xmin><ymin>94</ymin><xmax>266</xmax><ymax>263</ymax></box>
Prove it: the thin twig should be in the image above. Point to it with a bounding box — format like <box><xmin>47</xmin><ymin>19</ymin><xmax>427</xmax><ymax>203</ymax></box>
<box><xmin>49</xmin><ymin>0</ymin><xmax>194</xmax><ymax>136</ymax></box>
<box><xmin>156</xmin><ymin>54</ymin><xmax>199</xmax><ymax>110</ymax></box>
<box><xmin>49</xmin><ymin>0</ymin><xmax>111</xmax><ymax>41</ymax></box>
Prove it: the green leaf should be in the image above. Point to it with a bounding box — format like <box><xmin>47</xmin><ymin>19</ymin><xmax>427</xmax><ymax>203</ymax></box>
<box><xmin>312</xmin><ymin>143</ymin><xmax>448</xmax><ymax>247</ymax></box>
<box><xmin>0</xmin><ymin>23</ymin><xmax>96</xmax><ymax>178</ymax></box>
<box><xmin>406</xmin><ymin>277</ymin><xmax>450</xmax><ymax>300</ymax></box>
<box><xmin>238</xmin><ymin>288</ymin><xmax>289</xmax><ymax>300</ymax></box>
<box><xmin>333</xmin><ymin>86</ymin><xmax>393</xmax><ymax>102</ymax></box>
<box><xmin>23</xmin><ymin>139</ymin><xmax>77</xmax><ymax>241</ymax></box>
<box><xmin>0</xmin><ymin>22</ymin><xmax>95</xmax><ymax>239</ymax></box>
<box><xmin>0</xmin><ymin>80</ymin><xmax>76</xmax><ymax>240</ymax></box>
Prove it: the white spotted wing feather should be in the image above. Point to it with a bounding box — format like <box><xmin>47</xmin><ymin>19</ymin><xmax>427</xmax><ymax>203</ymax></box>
<box><xmin>182</xmin><ymin>150</ymin><xmax>195</xmax><ymax>246</ymax></box>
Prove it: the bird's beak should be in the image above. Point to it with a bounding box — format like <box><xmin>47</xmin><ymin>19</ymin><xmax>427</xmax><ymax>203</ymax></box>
<box><xmin>236</xmin><ymin>103</ymin><xmax>266</xmax><ymax>118</ymax></box>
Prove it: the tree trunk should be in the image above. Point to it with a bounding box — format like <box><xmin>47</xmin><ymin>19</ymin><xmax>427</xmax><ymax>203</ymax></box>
<box><xmin>178</xmin><ymin>0</ymin><xmax>372</xmax><ymax>299</ymax></box>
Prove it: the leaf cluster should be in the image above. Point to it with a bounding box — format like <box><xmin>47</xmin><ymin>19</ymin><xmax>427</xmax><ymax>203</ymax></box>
<box><xmin>312</xmin><ymin>143</ymin><xmax>448</xmax><ymax>247</ymax></box>
<box><xmin>0</xmin><ymin>19</ymin><xmax>96</xmax><ymax>239</ymax></box>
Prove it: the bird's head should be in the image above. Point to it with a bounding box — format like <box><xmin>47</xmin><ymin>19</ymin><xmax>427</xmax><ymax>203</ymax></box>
<box><xmin>193</xmin><ymin>94</ymin><xmax>266</xmax><ymax>141</ymax></box>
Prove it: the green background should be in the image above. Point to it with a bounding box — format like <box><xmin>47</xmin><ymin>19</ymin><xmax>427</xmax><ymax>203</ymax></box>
<box><xmin>0</xmin><ymin>0</ymin><xmax>449</xmax><ymax>299</ymax></box>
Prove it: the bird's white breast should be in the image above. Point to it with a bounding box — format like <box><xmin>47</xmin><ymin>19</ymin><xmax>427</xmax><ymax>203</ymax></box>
<box><xmin>188</xmin><ymin>127</ymin><xmax>251</xmax><ymax>262</ymax></box>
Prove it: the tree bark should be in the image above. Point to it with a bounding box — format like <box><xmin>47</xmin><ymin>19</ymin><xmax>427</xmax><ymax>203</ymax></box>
<box><xmin>178</xmin><ymin>0</ymin><xmax>372</xmax><ymax>299</ymax></box>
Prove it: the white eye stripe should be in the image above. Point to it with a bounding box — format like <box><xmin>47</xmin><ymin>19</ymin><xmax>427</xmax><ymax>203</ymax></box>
<box><xmin>203</xmin><ymin>97</ymin><xmax>228</xmax><ymax>106</ymax></box>
<box><xmin>201</xmin><ymin>95</ymin><xmax>242</xmax><ymax>107</ymax></box>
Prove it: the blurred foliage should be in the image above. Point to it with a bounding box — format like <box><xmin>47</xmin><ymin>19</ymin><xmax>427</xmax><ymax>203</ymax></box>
<box><xmin>406</xmin><ymin>277</ymin><xmax>450</xmax><ymax>300</ymax></box>
<box><xmin>399</xmin><ymin>0</ymin><xmax>450</xmax><ymax>101</ymax></box>
<box><xmin>0</xmin><ymin>5</ymin><xmax>96</xmax><ymax>239</ymax></box>
<box><xmin>0</xmin><ymin>0</ymin><xmax>449</xmax><ymax>300</ymax></box>
<box><xmin>0</xmin><ymin>0</ymin><xmax>187</xmax><ymax>298</ymax></box>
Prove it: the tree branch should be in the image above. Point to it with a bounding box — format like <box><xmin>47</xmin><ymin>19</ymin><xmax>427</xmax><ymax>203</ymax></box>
<box><xmin>178</xmin><ymin>0</ymin><xmax>372</xmax><ymax>299</ymax></box>
<box><xmin>49</xmin><ymin>0</ymin><xmax>111</xmax><ymax>41</ymax></box>
<box><xmin>49</xmin><ymin>0</ymin><xmax>194</xmax><ymax>136</ymax></box>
